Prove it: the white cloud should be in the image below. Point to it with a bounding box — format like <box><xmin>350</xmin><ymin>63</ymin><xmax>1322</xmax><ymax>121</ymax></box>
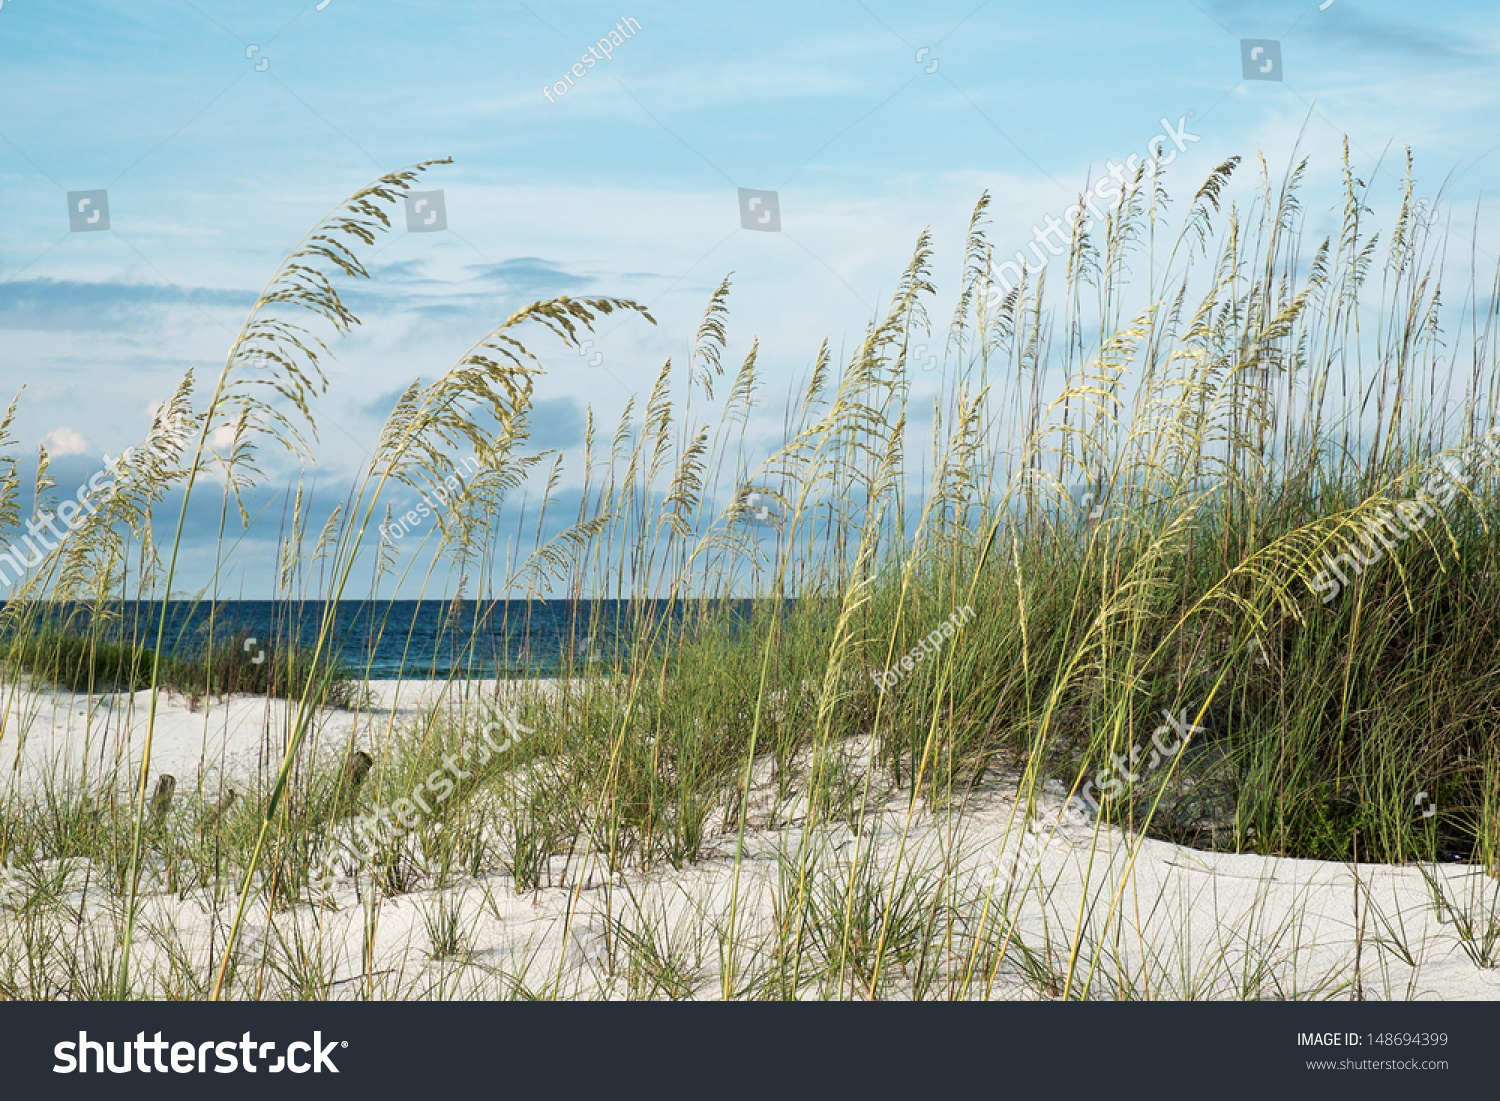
<box><xmin>40</xmin><ymin>427</ymin><xmax>88</xmax><ymax>456</ymax></box>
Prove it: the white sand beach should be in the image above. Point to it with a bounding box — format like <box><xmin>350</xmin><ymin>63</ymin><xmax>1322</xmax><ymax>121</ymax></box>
<box><xmin>0</xmin><ymin>678</ymin><xmax>505</xmax><ymax>799</ymax></box>
<box><xmin>3</xmin><ymin>680</ymin><xmax>1498</xmax><ymax>1000</ymax></box>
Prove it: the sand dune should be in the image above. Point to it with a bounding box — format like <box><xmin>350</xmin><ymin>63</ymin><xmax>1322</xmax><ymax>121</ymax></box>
<box><xmin>3</xmin><ymin>680</ymin><xmax>1497</xmax><ymax>1000</ymax></box>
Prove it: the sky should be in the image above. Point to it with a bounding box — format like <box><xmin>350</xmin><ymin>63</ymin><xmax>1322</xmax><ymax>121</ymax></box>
<box><xmin>2</xmin><ymin>0</ymin><xmax>1499</xmax><ymax>596</ymax></box>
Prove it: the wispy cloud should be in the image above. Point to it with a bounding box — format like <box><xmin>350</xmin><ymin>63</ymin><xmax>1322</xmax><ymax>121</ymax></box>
<box><xmin>0</xmin><ymin>279</ymin><xmax>251</xmax><ymax>331</ymax></box>
<box><xmin>466</xmin><ymin>256</ymin><xmax>594</xmax><ymax>295</ymax></box>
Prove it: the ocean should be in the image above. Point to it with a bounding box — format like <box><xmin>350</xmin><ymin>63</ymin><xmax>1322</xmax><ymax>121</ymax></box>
<box><xmin>3</xmin><ymin>599</ymin><xmax>760</xmax><ymax>679</ymax></box>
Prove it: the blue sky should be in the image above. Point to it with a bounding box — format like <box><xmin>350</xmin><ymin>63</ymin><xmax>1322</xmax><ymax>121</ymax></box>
<box><xmin>2</xmin><ymin>0</ymin><xmax>1499</xmax><ymax>595</ymax></box>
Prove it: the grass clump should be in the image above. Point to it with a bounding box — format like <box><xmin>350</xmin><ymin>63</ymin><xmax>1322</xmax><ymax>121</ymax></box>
<box><xmin>2</xmin><ymin>626</ymin><xmax>358</xmax><ymax>708</ymax></box>
<box><xmin>3</xmin><ymin>630</ymin><xmax>160</xmax><ymax>693</ymax></box>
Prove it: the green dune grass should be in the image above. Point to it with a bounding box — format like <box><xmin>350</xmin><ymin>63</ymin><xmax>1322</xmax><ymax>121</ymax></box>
<box><xmin>2</xmin><ymin>141</ymin><xmax>1498</xmax><ymax>999</ymax></box>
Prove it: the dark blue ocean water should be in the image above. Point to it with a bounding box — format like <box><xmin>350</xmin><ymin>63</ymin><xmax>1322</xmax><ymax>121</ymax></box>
<box><xmin>4</xmin><ymin>600</ymin><xmax>759</xmax><ymax>679</ymax></box>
